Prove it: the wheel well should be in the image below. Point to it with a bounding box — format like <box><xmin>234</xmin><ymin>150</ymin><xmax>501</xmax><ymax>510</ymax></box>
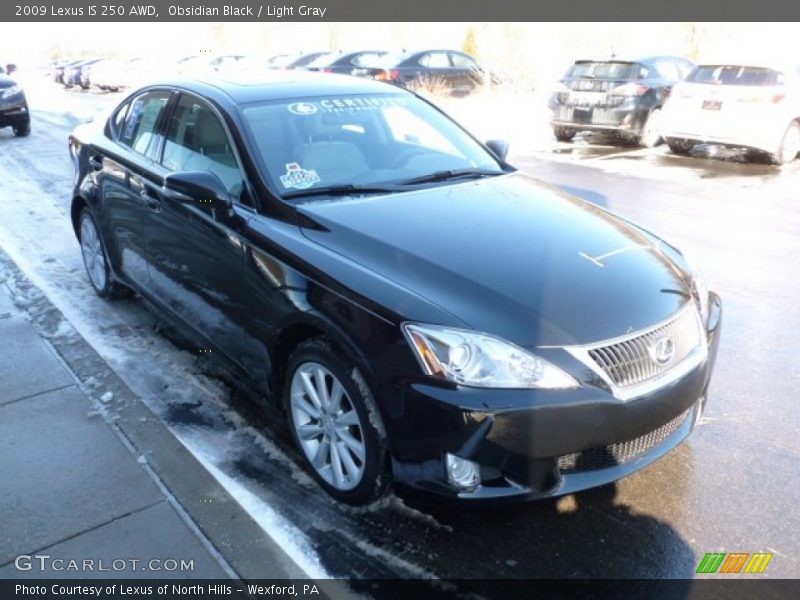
<box><xmin>70</xmin><ymin>196</ymin><xmax>87</xmax><ymax>239</ymax></box>
<box><xmin>272</xmin><ymin>323</ymin><xmax>328</xmax><ymax>392</ymax></box>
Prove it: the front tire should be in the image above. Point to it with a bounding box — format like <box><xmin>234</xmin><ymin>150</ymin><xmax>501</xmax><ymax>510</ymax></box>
<box><xmin>13</xmin><ymin>123</ymin><xmax>30</xmax><ymax>137</ymax></box>
<box><xmin>769</xmin><ymin>122</ymin><xmax>800</xmax><ymax>165</ymax></box>
<box><xmin>666</xmin><ymin>137</ymin><xmax>695</xmax><ymax>155</ymax></box>
<box><xmin>78</xmin><ymin>209</ymin><xmax>131</xmax><ymax>299</ymax></box>
<box><xmin>553</xmin><ymin>125</ymin><xmax>576</xmax><ymax>142</ymax></box>
<box><xmin>284</xmin><ymin>338</ymin><xmax>389</xmax><ymax>505</ymax></box>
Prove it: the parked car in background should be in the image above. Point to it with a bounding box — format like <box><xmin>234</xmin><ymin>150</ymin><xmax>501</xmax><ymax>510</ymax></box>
<box><xmin>660</xmin><ymin>62</ymin><xmax>800</xmax><ymax>164</ymax></box>
<box><xmin>548</xmin><ymin>56</ymin><xmax>694</xmax><ymax>147</ymax></box>
<box><xmin>90</xmin><ymin>57</ymin><xmax>137</xmax><ymax>91</ymax></box>
<box><xmin>64</xmin><ymin>58</ymin><xmax>104</xmax><ymax>89</ymax></box>
<box><xmin>0</xmin><ymin>65</ymin><xmax>30</xmax><ymax>136</ymax></box>
<box><xmin>54</xmin><ymin>59</ymin><xmax>82</xmax><ymax>84</ymax></box>
<box><xmin>304</xmin><ymin>50</ymin><xmax>388</xmax><ymax>75</ymax></box>
<box><xmin>80</xmin><ymin>58</ymin><xmax>111</xmax><ymax>89</ymax></box>
<box><xmin>362</xmin><ymin>49</ymin><xmax>489</xmax><ymax>94</ymax></box>
<box><xmin>285</xmin><ymin>52</ymin><xmax>333</xmax><ymax>70</ymax></box>
<box><xmin>67</xmin><ymin>72</ymin><xmax>721</xmax><ymax>505</ymax></box>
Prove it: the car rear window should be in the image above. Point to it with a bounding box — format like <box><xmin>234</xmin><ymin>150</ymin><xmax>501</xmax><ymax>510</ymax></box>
<box><xmin>687</xmin><ymin>65</ymin><xmax>785</xmax><ymax>86</ymax></box>
<box><xmin>566</xmin><ymin>61</ymin><xmax>643</xmax><ymax>80</ymax></box>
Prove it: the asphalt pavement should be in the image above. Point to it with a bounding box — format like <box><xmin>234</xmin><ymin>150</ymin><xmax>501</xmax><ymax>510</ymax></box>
<box><xmin>0</xmin><ymin>81</ymin><xmax>798</xmax><ymax>585</ymax></box>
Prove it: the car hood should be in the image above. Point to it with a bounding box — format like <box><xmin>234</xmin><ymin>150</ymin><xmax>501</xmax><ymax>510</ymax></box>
<box><xmin>0</xmin><ymin>74</ymin><xmax>17</xmax><ymax>89</ymax></box>
<box><xmin>297</xmin><ymin>173</ymin><xmax>693</xmax><ymax>347</ymax></box>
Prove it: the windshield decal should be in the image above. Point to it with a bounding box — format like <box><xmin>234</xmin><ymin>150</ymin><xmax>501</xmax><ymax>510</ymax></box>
<box><xmin>280</xmin><ymin>163</ymin><xmax>320</xmax><ymax>189</ymax></box>
<box><xmin>317</xmin><ymin>96</ymin><xmax>408</xmax><ymax>112</ymax></box>
<box><xmin>288</xmin><ymin>102</ymin><xmax>318</xmax><ymax>116</ymax></box>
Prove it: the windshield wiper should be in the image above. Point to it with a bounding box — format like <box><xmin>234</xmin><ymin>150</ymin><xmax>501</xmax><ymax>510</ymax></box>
<box><xmin>283</xmin><ymin>184</ymin><xmax>401</xmax><ymax>200</ymax></box>
<box><xmin>397</xmin><ymin>168</ymin><xmax>504</xmax><ymax>186</ymax></box>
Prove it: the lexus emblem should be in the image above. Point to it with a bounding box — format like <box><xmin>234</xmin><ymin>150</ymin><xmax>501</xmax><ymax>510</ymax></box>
<box><xmin>649</xmin><ymin>335</ymin><xmax>675</xmax><ymax>366</ymax></box>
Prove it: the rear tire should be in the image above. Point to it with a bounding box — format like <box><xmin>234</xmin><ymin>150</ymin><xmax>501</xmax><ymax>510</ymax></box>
<box><xmin>638</xmin><ymin>108</ymin><xmax>663</xmax><ymax>148</ymax></box>
<box><xmin>666</xmin><ymin>137</ymin><xmax>695</xmax><ymax>155</ymax></box>
<box><xmin>13</xmin><ymin>123</ymin><xmax>30</xmax><ymax>137</ymax></box>
<box><xmin>553</xmin><ymin>126</ymin><xmax>576</xmax><ymax>142</ymax></box>
<box><xmin>284</xmin><ymin>337</ymin><xmax>389</xmax><ymax>505</ymax></box>
<box><xmin>78</xmin><ymin>209</ymin><xmax>132</xmax><ymax>299</ymax></box>
<box><xmin>768</xmin><ymin>122</ymin><xmax>800</xmax><ymax>165</ymax></box>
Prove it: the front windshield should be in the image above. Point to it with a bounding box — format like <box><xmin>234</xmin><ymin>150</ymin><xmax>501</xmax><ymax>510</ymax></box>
<box><xmin>241</xmin><ymin>93</ymin><xmax>503</xmax><ymax>196</ymax></box>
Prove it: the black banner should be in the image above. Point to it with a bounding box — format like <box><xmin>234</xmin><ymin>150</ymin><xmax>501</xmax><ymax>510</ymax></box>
<box><xmin>3</xmin><ymin>0</ymin><xmax>800</xmax><ymax>22</ymax></box>
<box><xmin>1</xmin><ymin>579</ymin><xmax>799</xmax><ymax>600</ymax></box>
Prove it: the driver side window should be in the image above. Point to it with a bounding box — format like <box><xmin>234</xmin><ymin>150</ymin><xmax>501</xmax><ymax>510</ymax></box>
<box><xmin>161</xmin><ymin>94</ymin><xmax>245</xmax><ymax>201</ymax></box>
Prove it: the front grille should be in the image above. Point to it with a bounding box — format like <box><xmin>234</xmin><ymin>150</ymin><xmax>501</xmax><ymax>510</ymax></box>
<box><xmin>587</xmin><ymin>305</ymin><xmax>703</xmax><ymax>389</ymax></box>
<box><xmin>557</xmin><ymin>408</ymin><xmax>691</xmax><ymax>473</ymax></box>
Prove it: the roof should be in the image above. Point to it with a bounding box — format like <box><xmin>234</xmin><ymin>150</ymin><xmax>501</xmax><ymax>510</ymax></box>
<box><xmin>144</xmin><ymin>70</ymin><xmax>402</xmax><ymax>104</ymax></box>
<box><xmin>575</xmin><ymin>55</ymin><xmax>691</xmax><ymax>64</ymax></box>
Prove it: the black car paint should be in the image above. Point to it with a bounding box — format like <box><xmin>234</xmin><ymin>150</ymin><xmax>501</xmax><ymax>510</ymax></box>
<box><xmin>0</xmin><ymin>72</ymin><xmax>30</xmax><ymax>133</ymax></box>
<box><xmin>364</xmin><ymin>50</ymin><xmax>487</xmax><ymax>92</ymax></box>
<box><xmin>304</xmin><ymin>50</ymin><xmax>388</xmax><ymax>77</ymax></box>
<box><xmin>549</xmin><ymin>56</ymin><xmax>694</xmax><ymax>137</ymax></box>
<box><xmin>69</xmin><ymin>73</ymin><xmax>721</xmax><ymax>501</ymax></box>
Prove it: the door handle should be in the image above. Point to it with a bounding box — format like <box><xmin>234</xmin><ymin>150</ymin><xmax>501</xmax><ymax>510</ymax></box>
<box><xmin>88</xmin><ymin>155</ymin><xmax>103</xmax><ymax>171</ymax></box>
<box><xmin>140</xmin><ymin>189</ymin><xmax>162</xmax><ymax>212</ymax></box>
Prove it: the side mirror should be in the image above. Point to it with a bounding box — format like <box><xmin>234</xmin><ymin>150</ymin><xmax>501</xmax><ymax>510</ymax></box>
<box><xmin>162</xmin><ymin>171</ymin><xmax>232</xmax><ymax>209</ymax></box>
<box><xmin>485</xmin><ymin>139</ymin><xmax>509</xmax><ymax>162</ymax></box>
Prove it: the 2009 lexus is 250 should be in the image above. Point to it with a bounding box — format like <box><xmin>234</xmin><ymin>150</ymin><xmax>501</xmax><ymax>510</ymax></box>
<box><xmin>68</xmin><ymin>71</ymin><xmax>722</xmax><ymax>505</ymax></box>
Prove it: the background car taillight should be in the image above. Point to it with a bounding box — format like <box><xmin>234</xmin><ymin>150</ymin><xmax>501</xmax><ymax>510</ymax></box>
<box><xmin>551</xmin><ymin>81</ymin><xmax>571</xmax><ymax>104</ymax></box>
<box><xmin>375</xmin><ymin>69</ymin><xmax>399</xmax><ymax>82</ymax></box>
<box><xmin>320</xmin><ymin>67</ymin><xmax>333</xmax><ymax>74</ymax></box>
<box><xmin>735</xmin><ymin>92</ymin><xmax>786</xmax><ymax>104</ymax></box>
<box><xmin>608</xmin><ymin>82</ymin><xmax>650</xmax><ymax>97</ymax></box>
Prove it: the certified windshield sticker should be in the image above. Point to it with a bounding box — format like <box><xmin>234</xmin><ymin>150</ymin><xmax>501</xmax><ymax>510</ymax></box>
<box><xmin>280</xmin><ymin>163</ymin><xmax>320</xmax><ymax>189</ymax></box>
<box><xmin>315</xmin><ymin>96</ymin><xmax>409</xmax><ymax>112</ymax></box>
<box><xmin>288</xmin><ymin>102</ymin><xmax>318</xmax><ymax>116</ymax></box>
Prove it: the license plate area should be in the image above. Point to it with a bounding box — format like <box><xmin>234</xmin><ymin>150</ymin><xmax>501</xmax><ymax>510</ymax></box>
<box><xmin>702</xmin><ymin>99</ymin><xmax>722</xmax><ymax>110</ymax></box>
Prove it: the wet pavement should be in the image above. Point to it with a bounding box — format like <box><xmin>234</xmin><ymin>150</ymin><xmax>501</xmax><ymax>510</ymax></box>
<box><xmin>1</xmin><ymin>80</ymin><xmax>798</xmax><ymax>583</ymax></box>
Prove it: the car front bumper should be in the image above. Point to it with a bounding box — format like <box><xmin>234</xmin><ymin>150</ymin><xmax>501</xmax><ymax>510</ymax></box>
<box><xmin>390</xmin><ymin>293</ymin><xmax>722</xmax><ymax>501</ymax></box>
<box><xmin>0</xmin><ymin>96</ymin><xmax>30</xmax><ymax>128</ymax></box>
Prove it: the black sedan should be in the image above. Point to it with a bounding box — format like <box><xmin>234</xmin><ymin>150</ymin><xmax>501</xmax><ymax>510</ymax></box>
<box><xmin>548</xmin><ymin>56</ymin><xmax>694</xmax><ymax>146</ymax></box>
<box><xmin>365</xmin><ymin>49</ymin><xmax>488</xmax><ymax>94</ymax></box>
<box><xmin>68</xmin><ymin>72</ymin><xmax>721</xmax><ymax>505</ymax></box>
<box><xmin>0</xmin><ymin>66</ymin><xmax>30</xmax><ymax>136</ymax></box>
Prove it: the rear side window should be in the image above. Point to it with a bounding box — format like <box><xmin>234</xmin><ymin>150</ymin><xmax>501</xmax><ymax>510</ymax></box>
<box><xmin>161</xmin><ymin>94</ymin><xmax>245</xmax><ymax>200</ymax></box>
<box><xmin>566</xmin><ymin>62</ymin><xmax>644</xmax><ymax>80</ymax></box>
<box><xmin>419</xmin><ymin>52</ymin><xmax>450</xmax><ymax>68</ymax></box>
<box><xmin>351</xmin><ymin>52</ymin><xmax>385</xmax><ymax>67</ymax></box>
<box><xmin>119</xmin><ymin>91</ymin><xmax>170</xmax><ymax>156</ymax></box>
<box><xmin>688</xmin><ymin>66</ymin><xmax>785</xmax><ymax>86</ymax></box>
<box><xmin>450</xmin><ymin>53</ymin><xmax>478</xmax><ymax>68</ymax></box>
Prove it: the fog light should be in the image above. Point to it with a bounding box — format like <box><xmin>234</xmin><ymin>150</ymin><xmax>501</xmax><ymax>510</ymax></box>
<box><xmin>445</xmin><ymin>453</ymin><xmax>480</xmax><ymax>489</ymax></box>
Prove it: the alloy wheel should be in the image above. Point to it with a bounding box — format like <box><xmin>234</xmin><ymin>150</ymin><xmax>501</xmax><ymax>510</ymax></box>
<box><xmin>80</xmin><ymin>214</ymin><xmax>108</xmax><ymax>291</ymax></box>
<box><xmin>289</xmin><ymin>362</ymin><xmax>366</xmax><ymax>491</ymax></box>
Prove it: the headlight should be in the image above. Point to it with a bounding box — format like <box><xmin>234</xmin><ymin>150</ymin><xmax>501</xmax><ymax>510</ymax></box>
<box><xmin>403</xmin><ymin>323</ymin><xmax>579</xmax><ymax>389</ymax></box>
<box><xmin>0</xmin><ymin>85</ymin><xmax>22</xmax><ymax>99</ymax></box>
<box><xmin>683</xmin><ymin>253</ymin><xmax>709</xmax><ymax>325</ymax></box>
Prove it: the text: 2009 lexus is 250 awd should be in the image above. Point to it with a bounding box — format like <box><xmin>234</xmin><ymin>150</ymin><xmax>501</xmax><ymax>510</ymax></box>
<box><xmin>68</xmin><ymin>72</ymin><xmax>721</xmax><ymax>504</ymax></box>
